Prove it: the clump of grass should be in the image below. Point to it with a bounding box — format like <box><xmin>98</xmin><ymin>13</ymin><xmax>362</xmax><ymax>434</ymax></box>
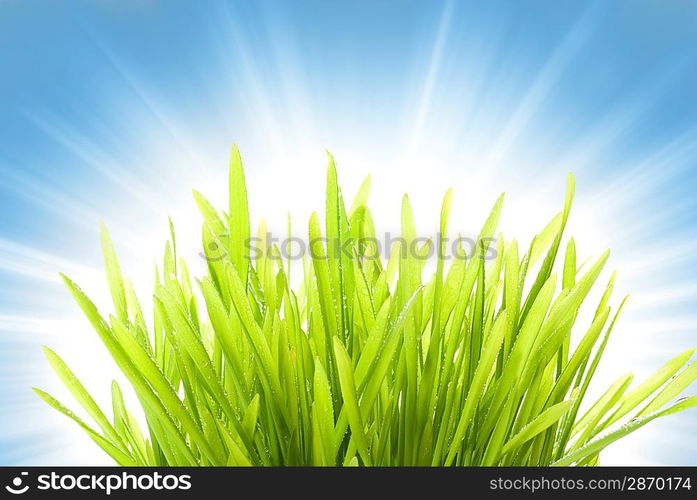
<box><xmin>37</xmin><ymin>146</ymin><xmax>697</xmax><ymax>466</ymax></box>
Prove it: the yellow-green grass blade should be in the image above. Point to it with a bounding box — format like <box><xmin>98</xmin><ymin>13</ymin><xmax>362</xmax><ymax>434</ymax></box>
<box><xmin>33</xmin><ymin>388</ymin><xmax>137</xmax><ymax>466</ymax></box>
<box><xmin>111</xmin><ymin>380</ymin><xmax>148</xmax><ymax>464</ymax></box>
<box><xmin>554</xmin><ymin>396</ymin><xmax>697</xmax><ymax>466</ymax></box>
<box><xmin>61</xmin><ymin>274</ymin><xmax>199</xmax><ymax>464</ymax></box>
<box><xmin>602</xmin><ymin>349</ymin><xmax>695</xmax><ymax>428</ymax></box>
<box><xmin>311</xmin><ymin>359</ymin><xmax>336</xmax><ymax>466</ymax></box>
<box><xmin>637</xmin><ymin>360</ymin><xmax>697</xmax><ymax>417</ymax></box>
<box><xmin>501</xmin><ymin>398</ymin><xmax>573</xmax><ymax>456</ymax></box>
<box><xmin>109</xmin><ymin>315</ymin><xmax>224</xmax><ymax>465</ymax></box>
<box><xmin>333</xmin><ymin>337</ymin><xmax>371</xmax><ymax>465</ymax></box>
<box><xmin>42</xmin><ymin>346</ymin><xmax>125</xmax><ymax>449</ymax></box>
<box><xmin>445</xmin><ymin>311</ymin><xmax>509</xmax><ymax>465</ymax></box>
<box><xmin>228</xmin><ymin>144</ymin><xmax>250</xmax><ymax>287</ymax></box>
<box><xmin>100</xmin><ymin>223</ymin><xmax>128</xmax><ymax>323</ymax></box>
<box><xmin>349</xmin><ymin>174</ymin><xmax>371</xmax><ymax>217</ymax></box>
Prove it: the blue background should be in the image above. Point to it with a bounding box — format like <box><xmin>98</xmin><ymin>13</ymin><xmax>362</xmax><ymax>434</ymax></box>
<box><xmin>1</xmin><ymin>0</ymin><xmax>696</xmax><ymax>465</ymax></box>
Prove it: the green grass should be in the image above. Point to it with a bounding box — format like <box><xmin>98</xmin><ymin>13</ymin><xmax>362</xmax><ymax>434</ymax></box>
<box><xmin>37</xmin><ymin>146</ymin><xmax>697</xmax><ymax>466</ymax></box>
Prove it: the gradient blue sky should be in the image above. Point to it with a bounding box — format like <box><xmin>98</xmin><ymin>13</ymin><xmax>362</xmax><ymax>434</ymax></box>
<box><xmin>1</xmin><ymin>0</ymin><xmax>696</xmax><ymax>465</ymax></box>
